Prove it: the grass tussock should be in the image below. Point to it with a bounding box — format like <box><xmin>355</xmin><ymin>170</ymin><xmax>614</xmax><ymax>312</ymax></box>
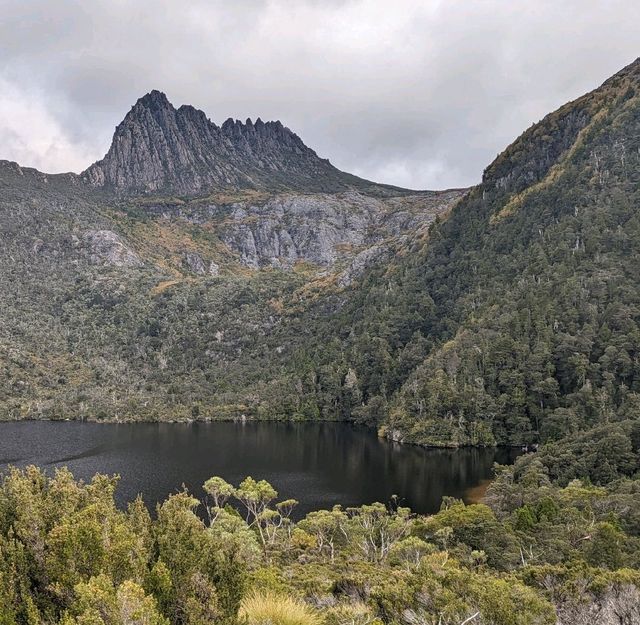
<box><xmin>239</xmin><ymin>590</ymin><xmax>322</xmax><ymax>625</ymax></box>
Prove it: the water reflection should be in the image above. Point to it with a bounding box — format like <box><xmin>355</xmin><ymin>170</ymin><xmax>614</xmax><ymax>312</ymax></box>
<box><xmin>0</xmin><ymin>421</ymin><xmax>518</xmax><ymax>517</ymax></box>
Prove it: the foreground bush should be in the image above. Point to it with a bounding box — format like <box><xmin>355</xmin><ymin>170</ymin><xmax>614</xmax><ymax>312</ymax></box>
<box><xmin>0</xmin><ymin>463</ymin><xmax>638</xmax><ymax>625</ymax></box>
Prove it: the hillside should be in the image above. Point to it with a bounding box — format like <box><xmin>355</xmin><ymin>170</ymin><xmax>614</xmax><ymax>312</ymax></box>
<box><xmin>2</xmin><ymin>56</ymin><xmax>640</xmax><ymax>625</ymax></box>
<box><xmin>3</xmin><ymin>58</ymin><xmax>640</xmax><ymax>455</ymax></box>
<box><xmin>298</xmin><ymin>57</ymin><xmax>640</xmax><ymax>450</ymax></box>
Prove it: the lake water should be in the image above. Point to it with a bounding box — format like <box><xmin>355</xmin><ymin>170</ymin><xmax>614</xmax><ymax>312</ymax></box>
<box><xmin>0</xmin><ymin>421</ymin><xmax>519</xmax><ymax>517</ymax></box>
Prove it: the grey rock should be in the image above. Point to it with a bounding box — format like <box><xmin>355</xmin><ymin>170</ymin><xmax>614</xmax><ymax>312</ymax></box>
<box><xmin>183</xmin><ymin>251</ymin><xmax>220</xmax><ymax>276</ymax></box>
<box><xmin>183</xmin><ymin>251</ymin><xmax>207</xmax><ymax>274</ymax></box>
<box><xmin>219</xmin><ymin>192</ymin><xmax>374</xmax><ymax>268</ymax></box>
<box><xmin>82</xmin><ymin>90</ymin><xmax>370</xmax><ymax>195</ymax></box>
<box><xmin>218</xmin><ymin>190</ymin><xmax>463</xmax><ymax>270</ymax></box>
<box><xmin>387</xmin><ymin>429</ymin><xmax>405</xmax><ymax>443</ymax></box>
<box><xmin>338</xmin><ymin>244</ymin><xmax>391</xmax><ymax>287</ymax></box>
<box><xmin>82</xmin><ymin>230</ymin><xmax>142</xmax><ymax>267</ymax></box>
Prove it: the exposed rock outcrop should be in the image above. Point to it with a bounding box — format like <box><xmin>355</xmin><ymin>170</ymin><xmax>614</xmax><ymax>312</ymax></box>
<box><xmin>81</xmin><ymin>230</ymin><xmax>142</xmax><ymax>267</ymax></box>
<box><xmin>183</xmin><ymin>251</ymin><xmax>207</xmax><ymax>274</ymax></box>
<box><xmin>338</xmin><ymin>243</ymin><xmax>391</xmax><ymax>287</ymax></box>
<box><xmin>216</xmin><ymin>190</ymin><xmax>462</xmax><ymax>270</ymax></box>
<box><xmin>182</xmin><ymin>251</ymin><xmax>220</xmax><ymax>276</ymax></box>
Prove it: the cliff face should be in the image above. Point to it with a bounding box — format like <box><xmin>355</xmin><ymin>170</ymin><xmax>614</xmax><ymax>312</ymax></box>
<box><xmin>82</xmin><ymin>90</ymin><xmax>377</xmax><ymax>195</ymax></box>
<box><xmin>217</xmin><ymin>191</ymin><xmax>461</xmax><ymax>271</ymax></box>
<box><xmin>76</xmin><ymin>91</ymin><xmax>462</xmax><ymax>272</ymax></box>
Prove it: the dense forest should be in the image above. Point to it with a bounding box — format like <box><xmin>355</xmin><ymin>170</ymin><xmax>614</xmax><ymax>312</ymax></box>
<box><xmin>269</xmin><ymin>57</ymin><xmax>640</xmax><ymax>448</ymax></box>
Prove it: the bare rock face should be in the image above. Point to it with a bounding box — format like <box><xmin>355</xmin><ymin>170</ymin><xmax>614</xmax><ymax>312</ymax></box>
<box><xmin>82</xmin><ymin>91</ymin><xmax>366</xmax><ymax>195</ymax></box>
<box><xmin>82</xmin><ymin>230</ymin><xmax>142</xmax><ymax>267</ymax></box>
<box><xmin>182</xmin><ymin>251</ymin><xmax>220</xmax><ymax>276</ymax></box>
<box><xmin>219</xmin><ymin>193</ymin><xmax>373</xmax><ymax>268</ymax></box>
<box><xmin>338</xmin><ymin>243</ymin><xmax>391</xmax><ymax>287</ymax></box>
<box><xmin>75</xmin><ymin>91</ymin><xmax>465</xmax><ymax>281</ymax></box>
<box><xmin>183</xmin><ymin>251</ymin><xmax>207</xmax><ymax>275</ymax></box>
<box><xmin>217</xmin><ymin>190</ymin><xmax>463</xmax><ymax>270</ymax></box>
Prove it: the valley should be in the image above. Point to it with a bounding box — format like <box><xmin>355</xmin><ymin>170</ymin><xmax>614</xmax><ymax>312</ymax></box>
<box><xmin>4</xmin><ymin>60</ymin><xmax>640</xmax><ymax>454</ymax></box>
<box><xmin>1</xmin><ymin>53</ymin><xmax>640</xmax><ymax>625</ymax></box>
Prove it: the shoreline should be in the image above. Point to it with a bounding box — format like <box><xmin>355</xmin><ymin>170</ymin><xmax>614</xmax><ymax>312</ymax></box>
<box><xmin>0</xmin><ymin>415</ymin><xmax>531</xmax><ymax>451</ymax></box>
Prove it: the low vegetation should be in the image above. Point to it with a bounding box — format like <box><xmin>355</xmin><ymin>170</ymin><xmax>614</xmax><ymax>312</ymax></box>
<box><xmin>0</xmin><ymin>425</ymin><xmax>639</xmax><ymax>624</ymax></box>
<box><xmin>239</xmin><ymin>591</ymin><xmax>322</xmax><ymax>625</ymax></box>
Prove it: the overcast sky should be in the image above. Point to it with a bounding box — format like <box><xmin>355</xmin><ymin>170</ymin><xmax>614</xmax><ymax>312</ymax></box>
<box><xmin>1</xmin><ymin>0</ymin><xmax>639</xmax><ymax>190</ymax></box>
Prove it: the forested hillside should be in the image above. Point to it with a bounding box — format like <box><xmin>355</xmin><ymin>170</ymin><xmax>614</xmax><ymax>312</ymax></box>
<box><xmin>281</xmin><ymin>57</ymin><xmax>640</xmax><ymax>448</ymax></box>
<box><xmin>0</xmin><ymin>99</ymin><xmax>461</xmax><ymax>422</ymax></box>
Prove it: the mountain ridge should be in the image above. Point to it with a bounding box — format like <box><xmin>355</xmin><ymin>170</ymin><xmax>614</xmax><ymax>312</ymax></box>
<box><xmin>343</xmin><ymin>55</ymin><xmax>640</xmax><ymax>446</ymax></box>
<box><xmin>81</xmin><ymin>89</ymin><xmax>406</xmax><ymax>196</ymax></box>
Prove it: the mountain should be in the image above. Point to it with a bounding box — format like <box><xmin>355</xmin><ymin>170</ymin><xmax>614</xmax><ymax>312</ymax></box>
<box><xmin>82</xmin><ymin>90</ymin><xmax>396</xmax><ymax>195</ymax></box>
<box><xmin>3</xmin><ymin>65</ymin><xmax>640</xmax><ymax>625</ymax></box>
<box><xmin>0</xmin><ymin>92</ymin><xmax>463</xmax><ymax>421</ymax></box>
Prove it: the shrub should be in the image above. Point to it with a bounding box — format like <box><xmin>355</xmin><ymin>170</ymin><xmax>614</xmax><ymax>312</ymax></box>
<box><xmin>239</xmin><ymin>590</ymin><xmax>322</xmax><ymax>625</ymax></box>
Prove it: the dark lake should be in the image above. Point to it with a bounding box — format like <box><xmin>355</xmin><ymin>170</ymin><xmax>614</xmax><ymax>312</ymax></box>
<box><xmin>0</xmin><ymin>421</ymin><xmax>519</xmax><ymax>517</ymax></box>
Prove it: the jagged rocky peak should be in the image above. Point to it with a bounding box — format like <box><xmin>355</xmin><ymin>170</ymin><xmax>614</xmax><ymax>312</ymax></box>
<box><xmin>82</xmin><ymin>90</ymin><xmax>372</xmax><ymax>196</ymax></box>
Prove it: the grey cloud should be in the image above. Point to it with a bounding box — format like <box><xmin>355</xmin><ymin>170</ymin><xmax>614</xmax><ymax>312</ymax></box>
<box><xmin>0</xmin><ymin>0</ymin><xmax>639</xmax><ymax>189</ymax></box>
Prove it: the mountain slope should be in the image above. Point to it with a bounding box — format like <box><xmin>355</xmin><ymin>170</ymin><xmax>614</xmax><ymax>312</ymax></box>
<box><xmin>3</xmin><ymin>58</ymin><xmax>640</xmax><ymax>443</ymax></box>
<box><xmin>0</xmin><ymin>94</ymin><xmax>463</xmax><ymax>420</ymax></box>
<box><xmin>309</xmin><ymin>57</ymin><xmax>640</xmax><ymax>446</ymax></box>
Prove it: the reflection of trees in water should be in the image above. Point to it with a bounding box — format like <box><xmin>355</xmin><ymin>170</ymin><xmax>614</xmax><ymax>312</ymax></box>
<box><xmin>0</xmin><ymin>421</ymin><xmax>518</xmax><ymax>518</ymax></box>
